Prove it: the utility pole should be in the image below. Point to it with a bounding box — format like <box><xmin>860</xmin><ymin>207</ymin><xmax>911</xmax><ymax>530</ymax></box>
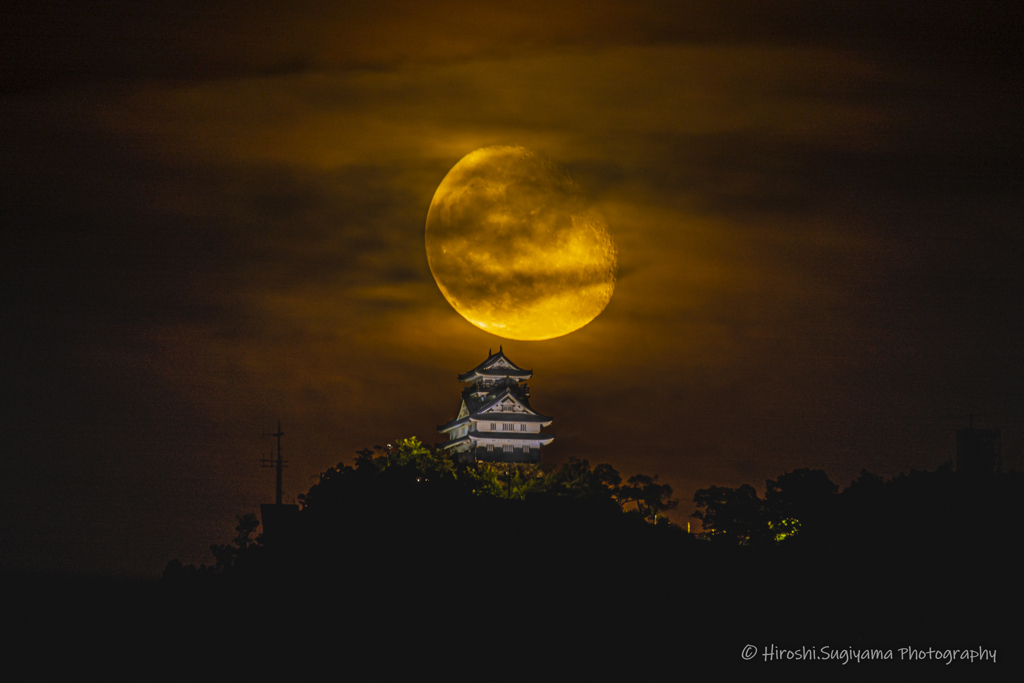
<box><xmin>261</xmin><ymin>420</ymin><xmax>287</xmax><ymax>505</ymax></box>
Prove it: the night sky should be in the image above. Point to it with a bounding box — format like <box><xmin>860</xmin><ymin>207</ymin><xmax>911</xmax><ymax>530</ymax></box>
<box><xmin>3</xmin><ymin>1</ymin><xmax>1022</xmax><ymax>577</ymax></box>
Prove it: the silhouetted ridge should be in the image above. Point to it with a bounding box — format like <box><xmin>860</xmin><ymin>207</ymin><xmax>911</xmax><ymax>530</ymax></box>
<box><xmin>157</xmin><ymin>445</ymin><xmax>1023</xmax><ymax>669</ymax></box>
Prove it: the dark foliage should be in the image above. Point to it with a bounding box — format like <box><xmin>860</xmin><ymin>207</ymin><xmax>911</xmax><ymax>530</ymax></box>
<box><xmin>692</xmin><ymin>483</ymin><xmax>766</xmax><ymax>544</ymax></box>
<box><xmin>148</xmin><ymin>447</ymin><xmax>1024</xmax><ymax>673</ymax></box>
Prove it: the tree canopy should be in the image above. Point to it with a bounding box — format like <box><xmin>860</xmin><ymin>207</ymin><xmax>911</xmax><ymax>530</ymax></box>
<box><xmin>300</xmin><ymin>440</ymin><xmax>678</xmax><ymax>520</ymax></box>
<box><xmin>166</xmin><ymin>439</ymin><xmax>685</xmax><ymax>582</ymax></box>
<box><xmin>692</xmin><ymin>484</ymin><xmax>765</xmax><ymax>544</ymax></box>
<box><xmin>692</xmin><ymin>468</ymin><xmax>839</xmax><ymax>545</ymax></box>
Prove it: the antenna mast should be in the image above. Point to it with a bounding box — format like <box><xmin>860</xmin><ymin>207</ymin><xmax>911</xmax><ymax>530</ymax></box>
<box><xmin>261</xmin><ymin>420</ymin><xmax>288</xmax><ymax>505</ymax></box>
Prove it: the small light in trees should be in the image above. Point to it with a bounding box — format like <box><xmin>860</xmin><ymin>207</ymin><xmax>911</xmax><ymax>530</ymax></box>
<box><xmin>768</xmin><ymin>517</ymin><xmax>801</xmax><ymax>542</ymax></box>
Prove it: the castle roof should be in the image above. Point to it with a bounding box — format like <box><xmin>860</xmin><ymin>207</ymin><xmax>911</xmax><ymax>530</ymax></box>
<box><xmin>457</xmin><ymin>347</ymin><xmax>532</xmax><ymax>383</ymax></box>
<box><xmin>438</xmin><ymin>431</ymin><xmax>555</xmax><ymax>450</ymax></box>
<box><xmin>438</xmin><ymin>410</ymin><xmax>553</xmax><ymax>433</ymax></box>
<box><xmin>475</xmin><ymin>389</ymin><xmax>550</xmax><ymax>421</ymax></box>
<box><xmin>437</xmin><ymin>388</ymin><xmax>552</xmax><ymax>433</ymax></box>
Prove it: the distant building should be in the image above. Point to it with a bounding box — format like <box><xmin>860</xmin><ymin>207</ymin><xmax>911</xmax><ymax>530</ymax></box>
<box><xmin>956</xmin><ymin>426</ymin><xmax>1001</xmax><ymax>475</ymax></box>
<box><xmin>438</xmin><ymin>348</ymin><xmax>554</xmax><ymax>463</ymax></box>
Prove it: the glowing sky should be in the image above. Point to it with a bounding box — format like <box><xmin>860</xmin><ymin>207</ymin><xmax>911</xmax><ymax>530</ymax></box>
<box><xmin>2</xmin><ymin>1</ymin><xmax>1022</xmax><ymax>576</ymax></box>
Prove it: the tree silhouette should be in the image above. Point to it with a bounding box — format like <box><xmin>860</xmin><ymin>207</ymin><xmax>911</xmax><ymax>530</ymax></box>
<box><xmin>691</xmin><ymin>484</ymin><xmax>765</xmax><ymax>544</ymax></box>
<box><xmin>618</xmin><ymin>474</ymin><xmax>678</xmax><ymax>523</ymax></box>
<box><xmin>764</xmin><ymin>468</ymin><xmax>838</xmax><ymax>542</ymax></box>
<box><xmin>159</xmin><ymin>447</ymin><xmax>1024</xmax><ymax>667</ymax></box>
<box><xmin>209</xmin><ymin>513</ymin><xmax>261</xmax><ymax>572</ymax></box>
<box><xmin>545</xmin><ymin>457</ymin><xmax>620</xmax><ymax>500</ymax></box>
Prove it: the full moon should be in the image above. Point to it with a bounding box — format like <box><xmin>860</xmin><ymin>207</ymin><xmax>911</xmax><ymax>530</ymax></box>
<box><xmin>425</xmin><ymin>146</ymin><xmax>617</xmax><ymax>341</ymax></box>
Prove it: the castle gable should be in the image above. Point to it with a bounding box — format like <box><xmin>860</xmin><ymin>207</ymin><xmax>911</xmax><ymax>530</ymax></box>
<box><xmin>486</xmin><ymin>356</ymin><xmax>516</xmax><ymax>371</ymax></box>
<box><xmin>458</xmin><ymin>347</ymin><xmax>532</xmax><ymax>382</ymax></box>
<box><xmin>479</xmin><ymin>391</ymin><xmax>534</xmax><ymax>416</ymax></box>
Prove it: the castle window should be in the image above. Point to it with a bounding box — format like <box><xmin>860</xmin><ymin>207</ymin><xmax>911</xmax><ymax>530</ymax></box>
<box><xmin>503</xmin><ymin>444</ymin><xmax>513</xmax><ymax>453</ymax></box>
<box><xmin>487</xmin><ymin>444</ymin><xmax>493</xmax><ymax>452</ymax></box>
<box><xmin>519</xmin><ymin>424</ymin><xmax>525</xmax><ymax>431</ymax></box>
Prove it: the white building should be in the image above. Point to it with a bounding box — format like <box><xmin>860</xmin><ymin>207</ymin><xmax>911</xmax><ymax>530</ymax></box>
<box><xmin>437</xmin><ymin>348</ymin><xmax>554</xmax><ymax>463</ymax></box>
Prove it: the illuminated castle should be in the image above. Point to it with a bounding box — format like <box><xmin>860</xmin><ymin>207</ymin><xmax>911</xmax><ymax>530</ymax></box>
<box><xmin>438</xmin><ymin>348</ymin><xmax>554</xmax><ymax>464</ymax></box>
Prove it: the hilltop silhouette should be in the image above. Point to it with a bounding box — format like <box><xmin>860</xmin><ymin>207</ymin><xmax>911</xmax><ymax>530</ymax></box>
<box><xmin>12</xmin><ymin>438</ymin><xmax>1018</xmax><ymax>674</ymax></box>
<box><xmin>165</xmin><ymin>438</ymin><xmax>687</xmax><ymax>589</ymax></box>
<box><xmin>155</xmin><ymin>439</ymin><xmax>1023</xmax><ymax>672</ymax></box>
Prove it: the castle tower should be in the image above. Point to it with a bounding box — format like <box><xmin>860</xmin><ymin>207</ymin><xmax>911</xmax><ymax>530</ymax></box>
<box><xmin>438</xmin><ymin>348</ymin><xmax>554</xmax><ymax>464</ymax></box>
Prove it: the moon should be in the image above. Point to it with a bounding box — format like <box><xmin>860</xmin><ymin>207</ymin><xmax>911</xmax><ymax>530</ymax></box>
<box><xmin>425</xmin><ymin>146</ymin><xmax>617</xmax><ymax>341</ymax></box>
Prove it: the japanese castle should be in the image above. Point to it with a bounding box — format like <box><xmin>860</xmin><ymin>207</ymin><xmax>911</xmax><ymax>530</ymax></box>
<box><xmin>438</xmin><ymin>348</ymin><xmax>554</xmax><ymax>463</ymax></box>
